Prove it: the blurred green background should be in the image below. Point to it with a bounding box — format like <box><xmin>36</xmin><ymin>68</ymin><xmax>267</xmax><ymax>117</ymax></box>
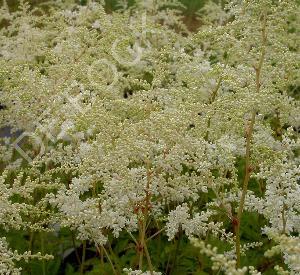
<box><xmin>3</xmin><ymin>0</ymin><xmax>209</xmax><ymax>31</ymax></box>
<box><xmin>4</xmin><ymin>0</ymin><xmax>207</xmax><ymax>13</ymax></box>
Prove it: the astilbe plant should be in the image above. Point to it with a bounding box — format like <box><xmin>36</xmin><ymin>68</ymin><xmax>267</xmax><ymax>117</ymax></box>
<box><xmin>0</xmin><ymin>0</ymin><xmax>299</xmax><ymax>274</ymax></box>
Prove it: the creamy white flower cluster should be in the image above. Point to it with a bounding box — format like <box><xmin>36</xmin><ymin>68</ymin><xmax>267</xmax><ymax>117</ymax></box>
<box><xmin>191</xmin><ymin>239</ymin><xmax>262</xmax><ymax>275</ymax></box>
<box><xmin>0</xmin><ymin>237</ymin><xmax>53</xmax><ymax>275</ymax></box>
<box><xmin>123</xmin><ymin>268</ymin><xmax>162</xmax><ymax>275</ymax></box>
<box><xmin>0</xmin><ymin>0</ymin><xmax>299</xmax><ymax>273</ymax></box>
<box><xmin>265</xmin><ymin>234</ymin><xmax>300</xmax><ymax>274</ymax></box>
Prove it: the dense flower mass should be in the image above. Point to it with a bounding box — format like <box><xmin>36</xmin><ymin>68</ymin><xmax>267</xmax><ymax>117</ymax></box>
<box><xmin>0</xmin><ymin>0</ymin><xmax>299</xmax><ymax>274</ymax></box>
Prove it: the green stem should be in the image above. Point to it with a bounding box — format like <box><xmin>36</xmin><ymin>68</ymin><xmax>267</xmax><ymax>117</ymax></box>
<box><xmin>137</xmin><ymin>161</ymin><xmax>154</xmax><ymax>274</ymax></box>
<box><xmin>71</xmin><ymin>232</ymin><xmax>81</xmax><ymax>266</ymax></box>
<box><xmin>40</xmin><ymin>232</ymin><xmax>46</xmax><ymax>275</ymax></box>
<box><xmin>281</xmin><ymin>203</ymin><xmax>287</xmax><ymax>234</ymax></box>
<box><xmin>80</xmin><ymin>241</ymin><xmax>86</xmax><ymax>275</ymax></box>
<box><xmin>143</xmin><ymin>235</ymin><xmax>154</xmax><ymax>274</ymax></box>
<box><xmin>146</xmin><ymin>227</ymin><xmax>165</xmax><ymax>242</ymax></box>
<box><xmin>235</xmin><ymin>111</ymin><xmax>255</xmax><ymax>267</ymax></box>
<box><xmin>144</xmin><ymin>163</ymin><xmax>154</xmax><ymax>275</ymax></box>
<box><xmin>169</xmin><ymin>231</ymin><xmax>181</xmax><ymax>274</ymax></box>
<box><xmin>29</xmin><ymin>231</ymin><xmax>34</xmax><ymax>252</ymax></box>
<box><xmin>205</xmin><ymin>62</ymin><xmax>227</xmax><ymax>140</ymax></box>
<box><xmin>138</xmin><ymin>222</ymin><xmax>144</xmax><ymax>270</ymax></box>
<box><xmin>235</xmin><ymin>12</ymin><xmax>267</xmax><ymax>268</ymax></box>
<box><xmin>100</xmin><ymin>245</ymin><xmax>104</xmax><ymax>268</ymax></box>
<box><xmin>97</xmin><ymin>245</ymin><xmax>118</xmax><ymax>275</ymax></box>
<box><xmin>107</xmin><ymin>240</ymin><xmax>122</xmax><ymax>274</ymax></box>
